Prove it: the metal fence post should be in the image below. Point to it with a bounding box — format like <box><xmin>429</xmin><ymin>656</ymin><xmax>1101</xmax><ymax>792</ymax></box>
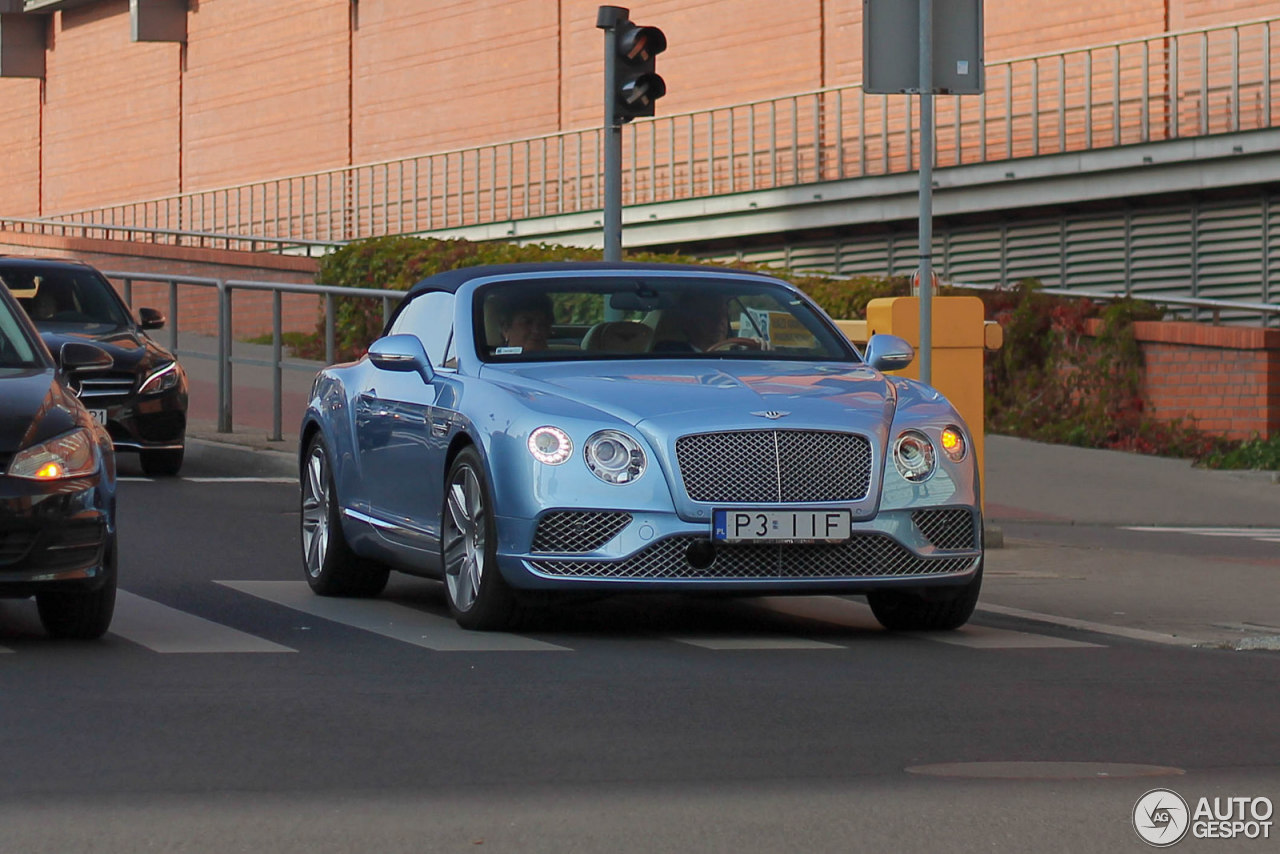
<box><xmin>272</xmin><ymin>289</ymin><xmax>283</xmax><ymax>442</ymax></box>
<box><xmin>217</xmin><ymin>279</ymin><xmax>232</xmax><ymax>433</ymax></box>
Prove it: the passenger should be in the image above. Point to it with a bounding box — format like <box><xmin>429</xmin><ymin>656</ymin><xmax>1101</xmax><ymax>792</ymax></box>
<box><xmin>497</xmin><ymin>292</ymin><xmax>554</xmax><ymax>352</ymax></box>
<box><xmin>656</xmin><ymin>292</ymin><xmax>759</xmax><ymax>352</ymax></box>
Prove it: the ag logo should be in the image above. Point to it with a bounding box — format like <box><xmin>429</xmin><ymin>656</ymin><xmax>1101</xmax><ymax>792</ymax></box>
<box><xmin>1134</xmin><ymin>788</ymin><xmax>1190</xmax><ymax>846</ymax></box>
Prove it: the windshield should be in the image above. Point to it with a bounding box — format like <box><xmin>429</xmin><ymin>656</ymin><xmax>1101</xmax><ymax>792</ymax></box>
<box><xmin>0</xmin><ymin>297</ymin><xmax>42</xmax><ymax>368</ymax></box>
<box><xmin>0</xmin><ymin>265</ymin><xmax>133</xmax><ymax>331</ymax></box>
<box><xmin>473</xmin><ymin>275</ymin><xmax>856</xmax><ymax>363</ymax></box>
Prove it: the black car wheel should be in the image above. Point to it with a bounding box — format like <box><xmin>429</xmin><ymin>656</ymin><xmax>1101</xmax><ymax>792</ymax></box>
<box><xmin>300</xmin><ymin>434</ymin><xmax>389</xmax><ymax>597</ymax></box>
<box><xmin>140</xmin><ymin>447</ymin><xmax>184</xmax><ymax>477</ymax></box>
<box><xmin>442</xmin><ymin>447</ymin><xmax>519</xmax><ymax>631</ymax></box>
<box><xmin>36</xmin><ymin>535</ymin><xmax>118</xmax><ymax>640</ymax></box>
<box><xmin>867</xmin><ymin>559</ymin><xmax>983</xmax><ymax>631</ymax></box>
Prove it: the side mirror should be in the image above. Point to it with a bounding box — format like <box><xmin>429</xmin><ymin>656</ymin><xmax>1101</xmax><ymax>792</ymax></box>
<box><xmin>138</xmin><ymin>307</ymin><xmax>166</xmax><ymax>330</ymax></box>
<box><xmin>368</xmin><ymin>334</ymin><xmax>434</xmax><ymax>383</ymax></box>
<box><xmin>863</xmin><ymin>333</ymin><xmax>914</xmax><ymax>373</ymax></box>
<box><xmin>59</xmin><ymin>341</ymin><xmax>113</xmax><ymax>373</ymax></box>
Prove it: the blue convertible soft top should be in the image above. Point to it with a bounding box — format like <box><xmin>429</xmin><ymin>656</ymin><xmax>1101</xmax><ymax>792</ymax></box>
<box><xmin>401</xmin><ymin>260</ymin><xmax>781</xmax><ymax>300</ymax></box>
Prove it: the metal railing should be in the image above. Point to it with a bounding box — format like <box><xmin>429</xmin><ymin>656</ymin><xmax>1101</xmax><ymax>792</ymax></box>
<box><xmin>4</xmin><ymin>218</ymin><xmax>343</xmax><ymax>257</ymax></box>
<box><xmin>104</xmin><ymin>271</ymin><xmax>403</xmax><ymax>442</ymax></box>
<box><xmin>28</xmin><ymin>16</ymin><xmax>1280</xmax><ymax>246</ymax></box>
<box><xmin>101</xmin><ymin>270</ymin><xmax>1275</xmax><ymax>444</ymax></box>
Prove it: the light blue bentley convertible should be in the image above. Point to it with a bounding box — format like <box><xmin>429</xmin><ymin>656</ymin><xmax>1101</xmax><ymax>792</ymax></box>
<box><xmin>299</xmin><ymin>262</ymin><xmax>983</xmax><ymax>631</ymax></box>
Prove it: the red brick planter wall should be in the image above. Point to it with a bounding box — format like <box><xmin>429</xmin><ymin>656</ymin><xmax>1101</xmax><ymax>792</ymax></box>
<box><xmin>1088</xmin><ymin>320</ymin><xmax>1280</xmax><ymax>440</ymax></box>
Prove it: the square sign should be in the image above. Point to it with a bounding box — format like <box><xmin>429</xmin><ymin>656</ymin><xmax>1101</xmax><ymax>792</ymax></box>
<box><xmin>863</xmin><ymin>0</ymin><xmax>984</xmax><ymax>95</ymax></box>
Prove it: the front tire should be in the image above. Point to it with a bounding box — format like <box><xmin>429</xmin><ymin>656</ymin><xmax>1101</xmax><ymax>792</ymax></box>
<box><xmin>37</xmin><ymin>535</ymin><xmax>118</xmax><ymax>640</ymax></box>
<box><xmin>300</xmin><ymin>434</ymin><xmax>389</xmax><ymax>598</ymax></box>
<box><xmin>442</xmin><ymin>447</ymin><xmax>518</xmax><ymax>631</ymax></box>
<box><xmin>867</xmin><ymin>559</ymin><xmax>983</xmax><ymax>631</ymax></box>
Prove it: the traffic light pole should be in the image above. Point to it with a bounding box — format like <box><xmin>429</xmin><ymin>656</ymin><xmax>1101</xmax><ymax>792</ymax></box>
<box><xmin>598</xmin><ymin>6</ymin><xmax>627</xmax><ymax>262</ymax></box>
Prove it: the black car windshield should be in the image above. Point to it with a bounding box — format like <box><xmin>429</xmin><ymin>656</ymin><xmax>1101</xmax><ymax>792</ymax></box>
<box><xmin>0</xmin><ymin>299</ymin><xmax>42</xmax><ymax>368</ymax></box>
<box><xmin>0</xmin><ymin>266</ymin><xmax>132</xmax><ymax>331</ymax></box>
<box><xmin>474</xmin><ymin>275</ymin><xmax>857</xmax><ymax>362</ymax></box>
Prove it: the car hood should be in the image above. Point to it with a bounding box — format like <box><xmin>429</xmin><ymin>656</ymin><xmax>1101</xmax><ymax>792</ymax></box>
<box><xmin>0</xmin><ymin>368</ymin><xmax>82</xmax><ymax>455</ymax></box>
<box><xmin>488</xmin><ymin>360</ymin><xmax>898</xmax><ymax>431</ymax></box>
<box><xmin>37</xmin><ymin>325</ymin><xmax>172</xmax><ymax>373</ymax></box>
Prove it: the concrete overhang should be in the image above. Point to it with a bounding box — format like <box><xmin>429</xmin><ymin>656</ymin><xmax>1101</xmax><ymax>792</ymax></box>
<box><xmin>416</xmin><ymin>128</ymin><xmax>1280</xmax><ymax>250</ymax></box>
<box><xmin>22</xmin><ymin>0</ymin><xmax>99</xmax><ymax>11</ymax></box>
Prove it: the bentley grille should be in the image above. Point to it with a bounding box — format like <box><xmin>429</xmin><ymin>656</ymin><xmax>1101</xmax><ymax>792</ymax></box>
<box><xmin>911</xmin><ymin>508</ymin><xmax>978</xmax><ymax>550</ymax></box>
<box><xmin>528</xmin><ymin>534</ymin><xmax>975</xmax><ymax>580</ymax></box>
<box><xmin>531</xmin><ymin>511</ymin><xmax>632</xmax><ymax>554</ymax></box>
<box><xmin>676</xmin><ymin>430</ymin><xmax>872</xmax><ymax>503</ymax></box>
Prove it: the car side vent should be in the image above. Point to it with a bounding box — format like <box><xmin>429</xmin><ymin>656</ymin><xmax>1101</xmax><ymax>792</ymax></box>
<box><xmin>911</xmin><ymin>508</ymin><xmax>977</xmax><ymax>550</ymax></box>
<box><xmin>532</xmin><ymin>511</ymin><xmax>632</xmax><ymax>554</ymax></box>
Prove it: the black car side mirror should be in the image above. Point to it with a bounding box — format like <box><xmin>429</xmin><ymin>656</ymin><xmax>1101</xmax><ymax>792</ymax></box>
<box><xmin>59</xmin><ymin>341</ymin><xmax>113</xmax><ymax>373</ymax></box>
<box><xmin>138</xmin><ymin>307</ymin><xmax>166</xmax><ymax>330</ymax></box>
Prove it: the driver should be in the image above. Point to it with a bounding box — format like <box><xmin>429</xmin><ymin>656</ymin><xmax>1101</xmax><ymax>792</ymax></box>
<box><xmin>658</xmin><ymin>292</ymin><xmax>761</xmax><ymax>352</ymax></box>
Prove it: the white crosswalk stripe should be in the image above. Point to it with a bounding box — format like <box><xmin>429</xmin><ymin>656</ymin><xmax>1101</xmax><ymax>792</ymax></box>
<box><xmin>217</xmin><ymin>580</ymin><xmax>571</xmax><ymax>652</ymax></box>
<box><xmin>110</xmin><ymin>590</ymin><xmax>295</xmax><ymax>653</ymax></box>
<box><xmin>1125</xmin><ymin>526</ymin><xmax>1280</xmax><ymax>545</ymax></box>
<box><xmin>0</xmin><ymin>585</ymin><xmax>1105</xmax><ymax>654</ymax></box>
<box><xmin>754</xmin><ymin>595</ymin><xmax>1101</xmax><ymax>648</ymax></box>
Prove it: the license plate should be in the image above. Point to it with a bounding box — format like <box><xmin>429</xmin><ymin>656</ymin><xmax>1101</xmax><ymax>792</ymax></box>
<box><xmin>88</xmin><ymin>409</ymin><xmax>108</xmax><ymax>425</ymax></box>
<box><xmin>712</xmin><ymin>509</ymin><xmax>851</xmax><ymax>543</ymax></box>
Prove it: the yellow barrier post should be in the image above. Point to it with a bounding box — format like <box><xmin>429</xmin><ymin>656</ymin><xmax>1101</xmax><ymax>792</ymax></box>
<box><xmin>855</xmin><ymin>297</ymin><xmax>1003</xmax><ymax>505</ymax></box>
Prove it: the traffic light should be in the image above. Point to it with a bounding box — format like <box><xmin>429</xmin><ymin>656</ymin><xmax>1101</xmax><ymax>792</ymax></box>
<box><xmin>612</xmin><ymin>19</ymin><xmax>666</xmax><ymax>122</ymax></box>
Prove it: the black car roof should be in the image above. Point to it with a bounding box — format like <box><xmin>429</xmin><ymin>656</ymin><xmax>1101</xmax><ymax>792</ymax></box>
<box><xmin>0</xmin><ymin>256</ymin><xmax>98</xmax><ymax>271</ymax></box>
<box><xmin>402</xmin><ymin>261</ymin><xmax>783</xmax><ymax>299</ymax></box>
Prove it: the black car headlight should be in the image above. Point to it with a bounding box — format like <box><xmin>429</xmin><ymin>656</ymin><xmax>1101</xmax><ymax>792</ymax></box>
<box><xmin>892</xmin><ymin>429</ymin><xmax>936</xmax><ymax>482</ymax></box>
<box><xmin>584</xmin><ymin>430</ymin><xmax>646</xmax><ymax>484</ymax></box>
<box><xmin>140</xmin><ymin>361</ymin><xmax>181</xmax><ymax>395</ymax></box>
<box><xmin>8</xmin><ymin>428</ymin><xmax>98</xmax><ymax>480</ymax></box>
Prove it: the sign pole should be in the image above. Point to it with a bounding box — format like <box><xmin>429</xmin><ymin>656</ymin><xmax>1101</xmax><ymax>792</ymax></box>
<box><xmin>917</xmin><ymin>0</ymin><xmax>934</xmax><ymax>386</ymax></box>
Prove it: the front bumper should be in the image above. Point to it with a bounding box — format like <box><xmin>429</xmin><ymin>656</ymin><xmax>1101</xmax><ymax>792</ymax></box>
<box><xmin>496</xmin><ymin>506</ymin><xmax>983</xmax><ymax>592</ymax></box>
<box><xmin>0</xmin><ymin>478</ymin><xmax>113</xmax><ymax>596</ymax></box>
<box><xmin>101</xmin><ymin>385</ymin><xmax>187</xmax><ymax>451</ymax></box>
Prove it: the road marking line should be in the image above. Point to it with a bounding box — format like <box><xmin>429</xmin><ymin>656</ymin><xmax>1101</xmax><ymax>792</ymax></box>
<box><xmin>217</xmin><ymin>580</ymin><xmax>570</xmax><ymax>652</ymax></box>
<box><xmin>671</xmin><ymin>636</ymin><xmax>845</xmax><ymax>650</ymax></box>
<box><xmin>977</xmin><ymin>603</ymin><xmax>1201</xmax><ymax>647</ymax></box>
<box><xmin>111</xmin><ymin>590</ymin><xmax>295</xmax><ymax>653</ymax></box>
<box><xmin>183</xmin><ymin>477</ymin><xmax>296</xmax><ymax>484</ymax></box>
<box><xmin>909</xmin><ymin>625</ymin><xmax>1102</xmax><ymax>649</ymax></box>
<box><xmin>757</xmin><ymin>596</ymin><xmax>1100</xmax><ymax>648</ymax></box>
<box><xmin>0</xmin><ymin>646</ymin><xmax>12</xmax><ymax>654</ymax></box>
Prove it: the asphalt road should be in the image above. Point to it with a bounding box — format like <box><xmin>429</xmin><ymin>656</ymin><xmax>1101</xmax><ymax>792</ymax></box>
<box><xmin>0</xmin><ymin>444</ymin><xmax>1277</xmax><ymax>853</ymax></box>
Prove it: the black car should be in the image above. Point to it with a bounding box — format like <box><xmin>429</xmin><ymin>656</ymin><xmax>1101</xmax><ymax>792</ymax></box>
<box><xmin>0</xmin><ymin>280</ymin><xmax>118</xmax><ymax>639</ymax></box>
<box><xmin>0</xmin><ymin>257</ymin><xmax>188</xmax><ymax>475</ymax></box>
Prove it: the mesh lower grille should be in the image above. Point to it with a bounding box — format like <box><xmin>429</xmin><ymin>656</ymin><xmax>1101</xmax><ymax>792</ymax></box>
<box><xmin>531</xmin><ymin>511</ymin><xmax>632</xmax><ymax>554</ymax></box>
<box><xmin>529</xmin><ymin>534</ymin><xmax>975</xmax><ymax>580</ymax></box>
<box><xmin>911</xmin><ymin>508</ymin><xmax>978</xmax><ymax>550</ymax></box>
<box><xmin>676</xmin><ymin>430</ymin><xmax>872</xmax><ymax>503</ymax></box>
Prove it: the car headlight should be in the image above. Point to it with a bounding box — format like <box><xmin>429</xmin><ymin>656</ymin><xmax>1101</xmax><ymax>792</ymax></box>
<box><xmin>584</xmin><ymin>430</ymin><xmax>646</xmax><ymax>485</ymax></box>
<box><xmin>892</xmin><ymin>430</ymin><xmax>936</xmax><ymax>482</ymax></box>
<box><xmin>940</xmin><ymin>425</ymin><xmax>967</xmax><ymax>462</ymax></box>
<box><xmin>8</xmin><ymin>427</ymin><xmax>98</xmax><ymax>480</ymax></box>
<box><xmin>528</xmin><ymin>426</ymin><xmax>572</xmax><ymax>465</ymax></box>
<box><xmin>140</xmin><ymin>361</ymin><xmax>181</xmax><ymax>395</ymax></box>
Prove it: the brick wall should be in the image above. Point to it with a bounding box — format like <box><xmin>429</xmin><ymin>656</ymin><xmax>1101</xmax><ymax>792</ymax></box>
<box><xmin>2</xmin><ymin>0</ymin><xmax>1279</xmax><ymax>218</ymax></box>
<box><xmin>1091</xmin><ymin>319</ymin><xmax>1280</xmax><ymax>440</ymax></box>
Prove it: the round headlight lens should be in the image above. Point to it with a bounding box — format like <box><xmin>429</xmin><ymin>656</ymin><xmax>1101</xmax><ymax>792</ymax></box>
<box><xmin>527</xmin><ymin>426</ymin><xmax>572</xmax><ymax>465</ymax></box>
<box><xmin>893</xmin><ymin>430</ymin><xmax>936</xmax><ymax>482</ymax></box>
<box><xmin>584</xmin><ymin>430</ymin><xmax>646</xmax><ymax>484</ymax></box>
<box><xmin>940</xmin><ymin>426</ymin><xmax>967</xmax><ymax>462</ymax></box>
